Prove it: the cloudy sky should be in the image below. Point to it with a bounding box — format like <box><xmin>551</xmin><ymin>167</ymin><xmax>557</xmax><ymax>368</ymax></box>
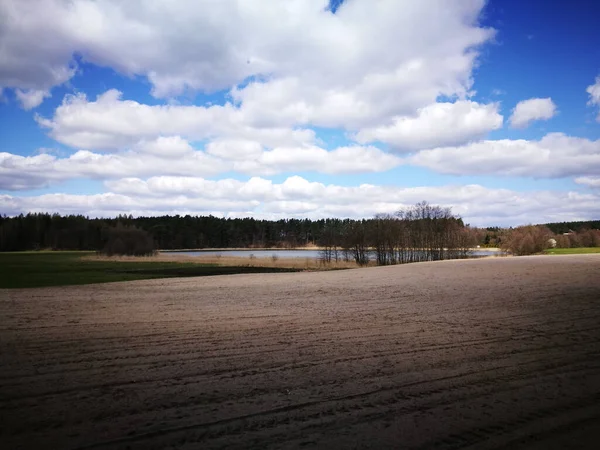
<box><xmin>1</xmin><ymin>0</ymin><xmax>600</xmax><ymax>226</ymax></box>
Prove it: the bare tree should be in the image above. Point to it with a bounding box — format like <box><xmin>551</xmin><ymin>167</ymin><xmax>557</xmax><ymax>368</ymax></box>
<box><xmin>501</xmin><ymin>225</ymin><xmax>553</xmax><ymax>255</ymax></box>
<box><xmin>342</xmin><ymin>220</ymin><xmax>369</xmax><ymax>266</ymax></box>
<box><xmin>318</xmin><ymin>220</ymin><xmax>341</xmax><ymax>263</ymax></box>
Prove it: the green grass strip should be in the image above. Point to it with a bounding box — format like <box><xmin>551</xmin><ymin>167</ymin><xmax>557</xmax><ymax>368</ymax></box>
<box><xmin>0</xmin><ymin>251</ymin><xmax>298</xmax><ymax>288</ymax></box>
<box><xmin>544</xmin><ymin>247</ymin><xmax>600</xmax><ymax>255</ymax></box>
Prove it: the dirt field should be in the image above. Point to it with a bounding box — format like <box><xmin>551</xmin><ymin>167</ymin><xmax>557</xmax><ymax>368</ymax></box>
<box><xmin>1</xmin><ymin>255</ymin><xmax>600</xmax><ymax>449</ymax></box>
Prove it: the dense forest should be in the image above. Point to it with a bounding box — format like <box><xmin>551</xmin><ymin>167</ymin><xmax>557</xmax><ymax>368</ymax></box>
<box><xmin>0</xmin><ymin>213</ymin><xmax>347</xmax><ymax>251</ymax></box>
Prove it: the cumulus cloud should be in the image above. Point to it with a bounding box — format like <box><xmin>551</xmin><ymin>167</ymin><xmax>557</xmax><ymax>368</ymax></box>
<box><xmin>231</xmin><ymin>145</ymin><xmax>401</xmax><ymax>175</ymax></box>
<box><xmin>2</xmin><ymin>176</ymin><xmax>599</xmax><ymax>226</ymax></box>
<box><xmin>1</xmin><ymin>0</ymin><xmax>492</xmax><ymax>114</ymax></box>
<box><xmin>38</xmin><ymin>88</ymin><xmax>507</xmax><ymax>156</ymax></box>
<box><xmin>35</xmin><ymin>90</ymin><xmax>316</xmax><ymax>150</ymax></box>
<box><xmin>410</xmin><ymin>133</ymin><xmax>600</xmax><ymax>178</ymax></box>
<box><xmin>575</xmin><ymin>176</ymin><xmax>600</xmax><ymax>188</ymax></box>
<box><xmin>509</xmin><ymin>97</ymin><xmax>557</xmax><ymax>128</ymax></box>
<box><xmin>355</xmin><ymin>101</ymin><xmax>503</xmax><ymax>151</ymax></box>
<box><xmin>15</xmin><ymin>89</ymin><xmax>51</xmax><ymax>110</ymax></box>
<box><xmin>587</xmin><ymin>76</ymin><xmax>600</xmax><ymax>122</ymax></box>
<box><xmin>0</xmin><ymin>138</ymin><xmax>401</xmax><ymax>190</ymax></box>
<box><xmin>36</xmin><ymin>89</ymin><xmax>503</xmax><ymax>162</ymax></box>
<box><xmin>133</xmin><ymin>136</ymin><xmax>194</xmax><ymax>157</ymax></box>
<box><xmin>0</xmin><ymin>147</ymin><xmax>226</xmax><ymax>190</ymax></box>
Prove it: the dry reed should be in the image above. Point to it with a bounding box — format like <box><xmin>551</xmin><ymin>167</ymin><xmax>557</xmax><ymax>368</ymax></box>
<box><xmin>82</xmin><ymin>253</ymin><xmax>359</xmax><ymax>270</ymax></box>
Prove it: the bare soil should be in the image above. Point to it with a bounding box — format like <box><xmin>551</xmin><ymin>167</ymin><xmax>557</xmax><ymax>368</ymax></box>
<box><xmin>1</xmin><ymin>255</ymin><xmax>600</xmax><ymax>449</ymax></box>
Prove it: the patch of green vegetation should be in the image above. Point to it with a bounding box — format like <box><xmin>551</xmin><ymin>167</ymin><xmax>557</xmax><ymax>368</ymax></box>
<box><xmin>544</xmin><ymin>247</ymin><xmax>600</xmax><ymax>255</ymax></box>
<box><xmin>0</xmin><ymin>252</ymin><xmax>298</xmax><ymax>289</ymax></box>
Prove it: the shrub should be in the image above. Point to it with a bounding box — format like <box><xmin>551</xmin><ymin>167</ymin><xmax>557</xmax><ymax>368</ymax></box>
<box><xmin>501</xmin><ymin>225</ymin><xmax>553</xmax><ymax>256</ymax></box>
<box><xmin>100</xmin><ymin>223</ymin><xmax>155</xmax><ymax>256</ymax></box>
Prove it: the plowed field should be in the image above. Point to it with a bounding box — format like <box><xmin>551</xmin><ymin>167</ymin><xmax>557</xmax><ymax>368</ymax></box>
<box><xmin>2</xmin><ymin>255</ymin><xmax>600</xmax><ymax>449</ymax></box>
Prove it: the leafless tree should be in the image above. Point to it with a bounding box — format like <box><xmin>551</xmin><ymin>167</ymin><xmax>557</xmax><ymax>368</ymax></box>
<box><xmin>501</xmin><ymin>225</ymin><xmax>553</xmax><ymax>255</ymax></box>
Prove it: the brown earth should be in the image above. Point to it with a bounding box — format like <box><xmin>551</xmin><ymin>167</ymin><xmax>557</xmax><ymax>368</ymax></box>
<box><xmin>1</xmin><ymin>255</ymin><xmax>600</xmax><ymax>449</ymax></box>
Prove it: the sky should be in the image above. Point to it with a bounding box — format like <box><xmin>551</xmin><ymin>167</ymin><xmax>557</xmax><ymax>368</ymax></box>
<box><xmin>1</xmin><ymin>0</ymin><xmax>600</xmax><ymax>226</ymax></box>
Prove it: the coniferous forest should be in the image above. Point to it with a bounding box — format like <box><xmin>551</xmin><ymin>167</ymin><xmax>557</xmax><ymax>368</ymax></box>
<box><xmin>0</xmin><ymin>212</ymin><xmax>339</xmax><ymax>251</ymax></box>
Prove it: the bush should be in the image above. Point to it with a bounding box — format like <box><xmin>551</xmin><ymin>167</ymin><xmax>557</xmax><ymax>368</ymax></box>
<box><xmin>501</xmin><ymin>225</ymin><xmax>553</xmax><ymax>256</ymax></box>
<box><xmin>100</xmin><ymin>223</ymin><xmax>156</xmax><ymax>256</ymax></box>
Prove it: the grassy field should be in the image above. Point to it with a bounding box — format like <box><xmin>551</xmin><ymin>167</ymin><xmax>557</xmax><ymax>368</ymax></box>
<box><xmin>0</xmin><ymin>252</ymin><xmax>299</xmax><ymax>289</ymax></box>
<box><xmin>544</xmin><ymin>247</ymin><xmax>600</xmax><ymax>255</ymax></box>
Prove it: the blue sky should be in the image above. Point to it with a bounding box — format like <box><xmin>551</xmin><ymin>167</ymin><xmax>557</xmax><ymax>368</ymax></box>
<box><xmin>1</xmin><ymin>0</ymin><xmax>600</xmax><ymax>225</ymax></box>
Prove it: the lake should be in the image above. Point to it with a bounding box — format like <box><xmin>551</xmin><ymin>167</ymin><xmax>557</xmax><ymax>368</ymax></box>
<box><xmin>161</xmin><ymin>249</ymin><xmax>504</xmax><ymax>259</ymax></box>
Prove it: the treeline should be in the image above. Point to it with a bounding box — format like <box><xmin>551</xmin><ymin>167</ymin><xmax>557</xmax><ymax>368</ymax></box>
<box><xmin>2</xmin><ymin>209</ymin><xmax>597</xmax><ymax>258</ymax></box>
<box><xmin>0</xmin><ymin>203</ymin><xmax>475</xmax><ymax>264</ymax></box>
<box><xmin>0</xmin><ymin>213</ymin><xmax>324</xmax><ymax>252</ymax></box>
<box><xmin>501</xmin><ymin>225</ymin><xmax>600</xmax><ymax>255</ymax></box>
<box><xmin>544</xmin><ymin>220</ymin><xmax>600</xmax><ymax>234</ymax></box>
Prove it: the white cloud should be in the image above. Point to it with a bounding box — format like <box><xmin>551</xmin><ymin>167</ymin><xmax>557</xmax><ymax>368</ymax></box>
<box><xmin>205</xmin><ymin>140</ymin><xmax>263</xmax><ymax>160</ymax></box>
<box><xmin>230</xmin><ymin>51</ymin><xmax>482</xmax><ymax>130</ymax></box>
<box><xmin>37</xmin><ymin>90</ymin><xmax>503</xmax><ymax>159</ymax></box>
<box><xmin>231</xmin><ymin>145</ymin><xmax>401</xmax><ymax>175</ymax></box>
<box><xmin>0</xmin><ymin>138</ymin><xmax>400</xmax><ymax>190</ymax></box>
<box><xmin>509</xmin><ymin>97</ymin><xmax>557</xmax><ymax>128</ymax></box>
<box><xmin>411</xmin><ymin>133</ymin><xmax>600</xmax><ymax>178</ymax></box>
<box><xmin>355</xmin><ymin>101</ymin><xmax>503</xmax><ymax>151</ymax></box>
<box><xmin>575</xmin><ymin>176</ymin><xmax>600</xmax><ymax>188</ymax></box>
<box><xmin>36</xmin><ymin>90</ymin><xmax>316</xmax><ymax>150</ymax></box>
<box><xmin>133</xmin><ymin>136</ymin><xmax>194</xmax><ymax>157</ymax></box>
<box><xmin>1</xmin><ymin>0</ymin><xmax>493</xmax><ymax>114</ymax></box>
<box><xmin>14</xmin><ymin>89</ymin><xmax>51</xmax><ymax>110</ymax></box>
<box><xmin>0</xmin><ymin>153</ymin><xmax>57</xmax><ymax>190</ymax></box>
<box><xmin>2</xmin><ymin>176</ymin><xmax>599</xmax><ymax>226</ymax></box>
<box><xmin>587</xmin><ymin>76</ymin><xmax>600</xmax><ymax>122</ymax></box>
<box><xmin>0</xmin><ymin>149</ymin><xmax>225</xmax><ymax>190</ymax></box>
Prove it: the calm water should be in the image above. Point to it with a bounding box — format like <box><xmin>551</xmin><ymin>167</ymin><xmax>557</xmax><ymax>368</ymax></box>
<box><xmin>161</xmin><ymin>249</ymin><xmax>503</xmax><ymax>259</ymax></box>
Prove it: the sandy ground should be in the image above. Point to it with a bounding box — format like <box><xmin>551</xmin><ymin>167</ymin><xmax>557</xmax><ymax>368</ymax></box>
<box><xmin>1</xmin><ymin>255</ymin><xmax>599</xmax><ymax>449</ymax></box>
